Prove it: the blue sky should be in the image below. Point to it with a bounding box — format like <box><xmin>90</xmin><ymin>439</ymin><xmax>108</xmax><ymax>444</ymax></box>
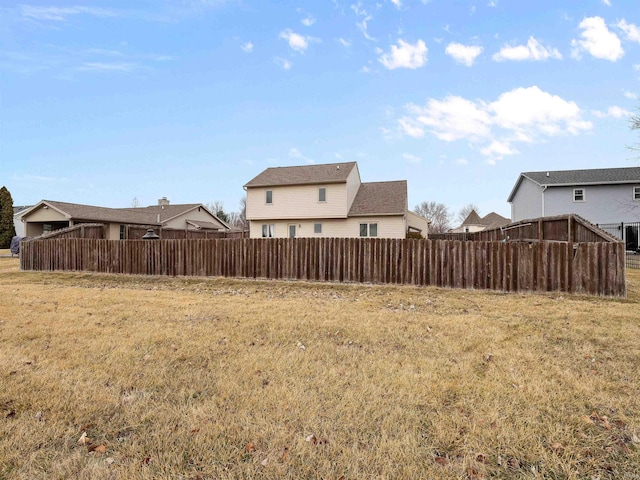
<box><xmin>1</xmin><ymin>0</ymin><xmax>639</xmax><ymax>220</ymax></box>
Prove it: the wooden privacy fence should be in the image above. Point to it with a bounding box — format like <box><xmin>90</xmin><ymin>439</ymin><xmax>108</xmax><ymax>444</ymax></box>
<box><xmin>20</xmin><ymin>238</ymin><xmax>626</xmax><ymax>296</ymax></box>
<box><xmin>430</xmin><ymin>214</ymin><xmax>618</xmax><ymax>244</ymax></box>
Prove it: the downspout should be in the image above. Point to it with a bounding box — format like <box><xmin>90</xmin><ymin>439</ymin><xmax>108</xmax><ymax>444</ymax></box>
<box><xmin>541</xmin><ymin>185</ymin><xmax>547</xmax><ymax>217</ymax></box>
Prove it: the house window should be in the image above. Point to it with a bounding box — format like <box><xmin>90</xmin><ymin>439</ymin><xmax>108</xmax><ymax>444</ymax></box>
<box><xmin>119</xmin><ymin>225</ymin><xmax>125</xmax><ymax>240</ymax></box>
<box><xmin>261</xmin><ymin>224</ymin><xmax>275</xmax><ymax>238</ymax></box>
<box><xmin>318</xmin><ymin>187</ymin><xmax>326</xmax><ymax>202</ymax></box>
<box><xmin>634</xmin><ymin>186</ymin><xmax>640</xmax><ymax>201</ymax></box>
<box><xmin>314</xmin><ymin>223</ymin><xmax>322</xmax><ymax>234</ymax></box>
<box><xmin>573</xmin><ymin>188</ymin><xmax>585</xmax><ymax>202</ymax></box>
<box><xmin>359</xmin><ymin>223</ymin><xmax>378</xmax><ymax>237</ymax></box>
<box><xmin>265</xmin><ymin>190</ymin><xmax>273</xmax><ymax>204</ymax></box>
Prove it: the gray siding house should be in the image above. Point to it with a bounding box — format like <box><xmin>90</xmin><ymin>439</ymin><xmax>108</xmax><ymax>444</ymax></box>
<box><xmin>508</xmin><ymin>167</ymin><xmax>640</xmax><ymax>224</ymax></box>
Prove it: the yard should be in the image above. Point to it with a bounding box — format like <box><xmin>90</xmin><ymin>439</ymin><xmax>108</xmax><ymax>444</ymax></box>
<box><xmin>1</xmin><ymin>255</ymin><xmax>639</xmax><ymax>479</ymax></box>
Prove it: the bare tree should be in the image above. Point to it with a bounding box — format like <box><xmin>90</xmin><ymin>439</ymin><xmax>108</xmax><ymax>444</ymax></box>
<box><xmin>236</xmin><ymin>196</ymin><xmax>247</xmax><ymax>229</ymax></box>
<box><xmin>414</xmin><ymin>201</ymin><xmax>452</xmax><ymax>234</ymax></box>
<box><xmin>206</xmin><ymin>201</ymin><xmax>229</xmax><ymax>223</ymax></box>
<box><xmin>131</xmin><ymin>197</ymin><xmax>141</xmax><ymax>208</ymax></box>
<box><xmin>457</xmin><ymin>203</ymin><xmax>480</xmax><ymax>224</ymax></box>
<box><xmin>631</xmin><ymin>108</ymin><xmax>640</xmax><ymax>154</ymax></box>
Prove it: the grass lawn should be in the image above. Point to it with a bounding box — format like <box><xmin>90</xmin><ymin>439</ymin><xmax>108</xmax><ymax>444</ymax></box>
<box><xmin>1</xmin><ymin>256</ymin><xmax>639</xmax><ymax>479</ymax></box>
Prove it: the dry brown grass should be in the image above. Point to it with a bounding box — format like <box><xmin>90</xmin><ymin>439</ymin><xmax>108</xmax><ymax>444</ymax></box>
<box><xmin>1</xmin><ymin>256</ymin><xmax>640</xmax><ymax>479</ymax></box>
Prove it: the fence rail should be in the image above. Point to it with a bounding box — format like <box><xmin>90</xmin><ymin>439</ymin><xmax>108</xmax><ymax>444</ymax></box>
<box><xmin>597</xmin><ymin>222</ymin><xmax>640</xmax><ymax>269</ymax></box>
<box><xmin>20</xmin><ymin>237</ymin><xmax>626</xmax><ymax>297</ymax></box>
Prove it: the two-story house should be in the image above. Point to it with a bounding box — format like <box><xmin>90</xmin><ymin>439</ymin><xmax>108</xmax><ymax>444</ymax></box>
<box><xmin>244</xmin><ymin>162</ymin><xmax>429</xmax><ymax>239</ymax></box>
<box><xmin>508</xmin><ymin>167</ymin><xmax>640</xmax><ymax>224</ymax></box>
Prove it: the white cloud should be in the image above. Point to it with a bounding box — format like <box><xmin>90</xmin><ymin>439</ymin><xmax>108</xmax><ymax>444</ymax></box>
<box><xmin>77</xmin><ymin>62</ymin><xmax>137</xmax><ymax>73</ymax></box>
<box><xmin>379</xmin><ymin>39</ymin><xmax>428</xmax><ymax>70</ymax></box>
<box><xmin>398</xmin><ymin>86</ymin><xmax>592</xmax><ymax>162</ymax></box>
<box><xmin>301</xmin><ymin>16</ymin><xmax>315</xmax><ymax>27</ymax></box>
<box><xmin>338</xmin><ymin>38</ymin><xmax>352</xmax><ymax>47</ymax></box>
<box><xmin>289</xmin><ymin>147</ymin><xmax>314</xmax><ymax>163</ymax></box>
<box><xmin>351</xmin><ymin>2</ymin><xmax>375</xmax><ymax>41</ymax></box>
<box><xmin>492</xmin><ymin>37</ymin><xmax>562</xmax><ymax>61</ymax></box>
<box><xmin>403</xmin><ymin>153</ymin><xmax>421</xmax><ymax>163</ymax></box>
<box><xmin>445</xmin><ymin>43</ymin><xmax>483</xmax><ymax>66</ymax></box>
<box><xmin>279</xmin><ymin>29</ymin><xmax>311</xmax><ymax>53</ymax></box>
<box><xmin>391</xmin><ymin>0</ymin><xmax>402</xmax><ymax>9</ymax></box>
<box><xmin>571</xmin><ymin>16</ymin><xmax>624</xmax><ymax>61</ymax></box>
<box><xmin>616</xmin><ymin>19</ymin><xmax>640</xmax><ymax>43</ymax></box>
<box><xmin>19</xmin><ymin>5</ymin><xmax>116</xmax><ymax>21</ymax></box>
<box><xmin>624</xmin><ymin>91</ymin><xmax>638</xmax><ymax>100</ymax></box>
<box><xmin>240</xmin><ymin>42</ymin><xmax>253</xmax><ymax>53</ymax></box>
<box><xmin>487</xmin><ymin>0</ymin><xmax>498</xmax><ymax>6</ymax></box>
<box><xmin>592</xmin><ymin>106</ymin><xmax>631</xmax><ymax>118</ymax></box>
<box><xmin>602</xmin><ymin>0</ymin><xmax>612</xmax><ymax>5</ymax></box>
<box><xmin>455</xmin><ymin>158</ymin><xmax>468</xmax><ymax>165</ymax></box>
<box><xmin>274</xmin><ymin>57</ymin><xmax>292</xmax><ymax>70</ymax></box>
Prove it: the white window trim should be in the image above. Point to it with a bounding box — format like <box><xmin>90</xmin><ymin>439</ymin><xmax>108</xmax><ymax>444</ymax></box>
<box><xmin>318</xmin><ymin>187</ymin><xmax>327</xmax><ymax>203</ymax></box>
<box><xmin>359</xmin><ymin>222</ymin><xmax>378</xmax><ymax>237</ymax></box>
<box><xmin>573</xmin><ymin>188</ymin><xmax>585</xmax><ymax>203</ymax></box>
<box><xmin>633</xmin><ymin>186</ymin><xmax>640</xmax><ymax>201</ymax></box>
<box><xmin>261</xmin><ymin>224</ymin><xmax>275</xmax><ymax>238</ymax></box>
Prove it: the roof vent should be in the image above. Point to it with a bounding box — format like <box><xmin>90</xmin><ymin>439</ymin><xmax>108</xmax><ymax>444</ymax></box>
<box><xmin>158</xmin><ymin>197</ymin><xmax>170</xmax><ymax>206</ymax></box>
<box><xmin>337</xmin><ymin>165</ymin><xmax>340</xmax><ymax>170</ymax></box>
<box><xmin>546</xmin><ymin>172</ymin><xmax>550</xmax><ymax>177</ymax></box>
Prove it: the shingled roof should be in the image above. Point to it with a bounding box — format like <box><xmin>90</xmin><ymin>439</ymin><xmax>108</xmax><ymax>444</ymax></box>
<box><xmin>508</xmin><ymin>167</ymin><xmax>640</xmax><ymax>202</ymax></box>
<box><xmin>244</xmin><ymin>162</ymin><xmax>358</xmax><ymax>188</ymax></box>
<box><xmin>461</xmin><ymin>210</ymin><xmax>483</xmax><ymax>226</ymax></box>
<box><xmin>32</xmin><ymin>200</ymin><xmax>223</xmax><ymax>227</ymax></box>
<box><xmin>348</xmin><ymin>181</ymin><xmax>407</xmax><ymax>216</ymax></box>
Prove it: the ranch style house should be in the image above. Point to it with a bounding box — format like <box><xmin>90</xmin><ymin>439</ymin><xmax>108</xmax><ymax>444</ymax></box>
<box><xmin>19</xmin><ymin>198</ymin><xmax>230</xmax><ymax>240</ymax></box>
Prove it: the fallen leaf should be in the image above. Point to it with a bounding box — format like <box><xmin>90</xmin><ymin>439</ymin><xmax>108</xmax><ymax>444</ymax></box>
<box><xmin>90</xmin><ymin>444</ymin><xmax>107</xmax><ymax>454</ymax></box>
<box><xmin>261</xmin><ymin>458</ymin><xmax>268</xmax><ymax>467</ymax></box>
<box><xmin>550</xmin><ymin>442</ymin><xmax>564</xmax><ymax>453</ymax></box>
<box><xmin>246</xmin><ymin>442</ymin><xmax>255</xmax><ymax>452</ymax></box>
<box><xmin>77</xmin><ymin>432</ymin><xmax>90</xmax><ymax>445</ymax></box>
<box><xmin>305</xmin><ymin>434</ymin><xmax>317</xmax><ymax>444</ymax></box>
<box><xmin>434</xmin><ymin>456</ymin><xmax>448</xmax><ymax>466</ymax></box>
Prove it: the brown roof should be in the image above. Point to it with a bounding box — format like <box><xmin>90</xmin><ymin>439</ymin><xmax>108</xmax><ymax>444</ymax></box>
<box><xmin>244</xmin><ymin>162</ymin><xmax>358</xmax><ymax>187</ymax></box>
<box><xmin>481</xmin><ymin>212</ymin><xmax>511</xmax><ymax>229</ymax></box>
<box><xmin>348</xmin><ymin>181</ymin><xmax>407</xmax><ymax>217</ymax></box>
<box><xmin>37</xmin><ymin>200</ymin><xmax>223</xmax><ymax>227</ymax></box>
<box><xmin>461</xmin><ymin>210</ymin><xmax>483</xmax><ymax>226</ymax></box>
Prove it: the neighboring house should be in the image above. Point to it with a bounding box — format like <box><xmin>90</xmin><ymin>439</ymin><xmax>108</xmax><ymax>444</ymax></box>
<box><xmin>20</xmin><ymin>197</ymin><xmax>230</xmax><ymax>240</ymax></box>
<box><xmin>449</xmin><ymin>210</ymin><xmax>511</xmax><ymax>233</ymax></box>
<box><xmin>244</xmin><ymin>162</ymin><xmax>429</xmax><ymax>239</ymax></box>
<box><xmin>13</xmin><ymin>205</ymin><xmax>32</xmax><ymax>237</ymax></box>
<box><xmin>508</xmin><ymin>167</ymin><xmax>640</xmax><ymax>224</ymax></box>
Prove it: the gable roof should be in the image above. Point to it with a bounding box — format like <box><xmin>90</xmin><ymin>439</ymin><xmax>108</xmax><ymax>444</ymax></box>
<box><xmin>461</xmin><ymin>210</ymin><xmax>483</xmax><ymax>226</ymax></box>
<box><xmin>508</xmin><ymin>167</ymin><xmax>640</xmax><ymax>202</ymax></box>
<box><xmin>348</xmin><ymin>181</ymin><xmax>407</xmax><ymax>217</ymax></box>
<box><xmin>244</xmin><ymin>162</ymin><xmax>358</xmax><ymax>188</ymax></box>
<box><xmin>24</xmin><ymin>200</ymin><xmax>228</xmax><ymax>228</ymax></box>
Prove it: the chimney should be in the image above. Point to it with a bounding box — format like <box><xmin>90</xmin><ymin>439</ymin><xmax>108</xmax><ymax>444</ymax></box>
<box><xmin>158</xmin><ymin>197</ymin><xmax>170</xmax><ymax>206</ymax></box>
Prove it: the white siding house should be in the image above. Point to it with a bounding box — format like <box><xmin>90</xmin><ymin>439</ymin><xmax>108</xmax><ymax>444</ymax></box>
<box><xmin>244</xmin><ymin>162</ymin><xmax>429</xmax><ymax>239</ymax></box>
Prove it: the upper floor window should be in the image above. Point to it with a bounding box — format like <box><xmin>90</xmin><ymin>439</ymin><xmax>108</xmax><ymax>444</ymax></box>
<box><xmin>634</xmin><ymin>186</ymin><xmax>640</xmax><ymax>201</ymax></box>
<box><xmin>318</xmin><ymin>187</ymin><xmax>326</xmax><ymax>202</ymax></box>
<box><xmin>314</xmin><ymin>223</ymin><xmax>322</xmax><ymax>234</ymax></box>
<box><xmin>360</xmin><ymin>223</ymin><xmax>378</xmax><ymax>237</ymax></box>
<box><xmin>266</xmin><ymin>190</ymin><xmax>273</xmax><ymax>204</ymax></box>
<box><xmin>573</xmin><ymin>188</ymin><xmax>585</xmax><ymax>202</ymax></box>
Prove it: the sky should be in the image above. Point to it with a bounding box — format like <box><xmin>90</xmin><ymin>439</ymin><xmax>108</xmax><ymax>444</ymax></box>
<box><xmin>1</xmin><ymin>0</ymin><xmax>639</xmax><ymax>221</ymax></box>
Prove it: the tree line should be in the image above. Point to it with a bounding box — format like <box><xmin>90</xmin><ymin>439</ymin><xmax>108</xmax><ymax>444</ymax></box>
<box><xmin>413</xmin><ymin>201</ymin><xmax>479</xmax><ymax>234</ymax></box>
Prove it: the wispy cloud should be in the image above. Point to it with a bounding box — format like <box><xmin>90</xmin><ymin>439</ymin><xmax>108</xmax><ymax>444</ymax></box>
<box><xmin>275</xmin><ymin>57</ymin><xmax>292</xmax><ymax>70</ymax></box>
<box><xmin>403</xmin><ymin>153</ymin><xmax>421</xmax><ymax>163</ymax></box>
<box><xmin>616</xmin><ymin>19</ymin><xmax>640</xmax><ymax>43</ymax></box>
<box><xmin>591</xmin><ymin>106</ymin><xmax>631</xmax><ymax>118</ymax></box>
<box><xmin>76</xmin><ymin>62</ymin><xmax>138</xmax><ymax>73</ymax></box>
<box><xmin>240</xmin><ymin>41</ymin><xmax>254</xmax><ymax>53</ymax></box>
<box><xmin>351</xmin><ymin>2</ymin><xmax>375</xmax><ymax>41</ymax></box>
<box><xmin>301</xmin><ymin>15</ymin><xmax>315</xmax><ymax>26</ymax></box>
<box><xmin>19</xmin><ymin>5</ymin><xmax>117</xmax><ymax>21</ymax></box>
